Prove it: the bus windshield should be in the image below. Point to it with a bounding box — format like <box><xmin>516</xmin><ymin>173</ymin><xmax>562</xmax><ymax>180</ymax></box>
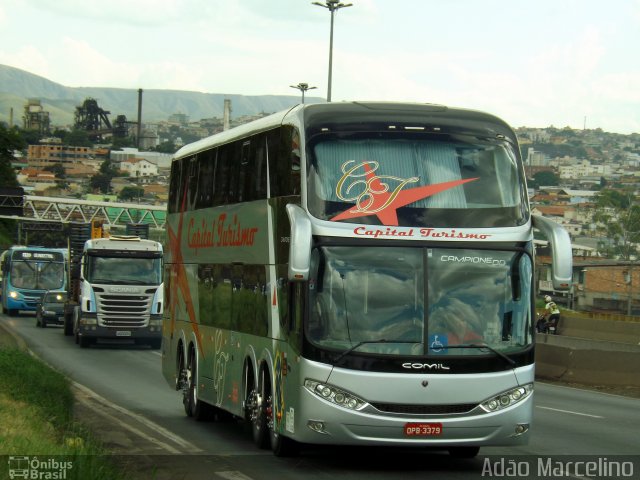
<box><xmin>10</xmin><ymin>260</ymin><xmax>65</xmax><ymax>290</ymax></box>
<box><xmin>307</xmin><ymin>246</ymin><xmax>533</xmax><ymax>357</ymax></box>
<box><xmin>307</xmin><ymin>134</ymin><xmax>526</xmax><ymax>228</ymax></box>
<box><xmin>85</xmin><ymin>256</ymin><xmax>162</xmax><ymax>285</ymax></box>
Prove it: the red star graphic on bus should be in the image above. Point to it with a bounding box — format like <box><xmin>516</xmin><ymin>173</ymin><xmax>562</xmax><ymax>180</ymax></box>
<box><xmin>330</xmin><ymin>164</ymin><xmax>478</xmax><ymax>226</ymax></box>
<box><xmin>167</xmin><ymin>183</ymin><xmax>205</xmax><ymax>357</ymax></box>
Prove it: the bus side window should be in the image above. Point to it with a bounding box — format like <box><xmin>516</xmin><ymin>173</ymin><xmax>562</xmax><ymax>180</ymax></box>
<box><xmin>197</xmin><ymin>150</ymin><xmax>215</xmax><ymax>210</ymax></box>
<box><xmin>188</xmin><ymin>155</ymin><xmax>199</xmax><ymax>210</ymax></box>
<box><xmin>214</xmin><ymin>145</ymin><xmax>231</xmax><ymax>206</ymax></box>
<box><xmin>253</xmin><ymin>134</ymin><xmax>268</xmax><ymax>200</ymax></box>
<box><xmin>168</xmin><ymin>159</ymin><xmax>184</xmax><ymax>213</ymax></box>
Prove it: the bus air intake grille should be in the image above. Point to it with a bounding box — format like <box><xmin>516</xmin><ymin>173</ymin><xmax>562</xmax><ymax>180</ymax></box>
<box><xmin>371</xmin><ymin>402</ymin><xmax>477</xmax><ymax>415</ymax></box>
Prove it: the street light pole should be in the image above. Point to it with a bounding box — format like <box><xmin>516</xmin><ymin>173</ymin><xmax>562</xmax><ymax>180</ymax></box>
<box><xmin>312</xmin><ymin>0</ymin><xmax>353</xmax><ymax>102</ymax></box>
<box><xmin>290</xmin><ymin>82</ymin><xmax>317</xmax><ymax>104</ymax></box>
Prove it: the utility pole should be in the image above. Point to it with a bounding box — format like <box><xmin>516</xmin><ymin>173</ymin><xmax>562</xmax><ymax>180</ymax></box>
<box><xmin>312</xmin><ymin>0</ymin><xmax>353</xmax><ymax>102</ymax></box>
<box><xmin>290</xmin><ymin>83</ymin><xmax>317</xmax><ymax>104</ymax></box>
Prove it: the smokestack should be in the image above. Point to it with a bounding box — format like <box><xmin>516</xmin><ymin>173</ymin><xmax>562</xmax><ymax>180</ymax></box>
<box><xmin>223</xmin><ymin>99</ymin><xmax>231</xmax><ymax>131</ymax></box>
<box><xmin>137</xmin><ymin>88</ymin><xmax>143</xmax><ymax>149</ymax></box>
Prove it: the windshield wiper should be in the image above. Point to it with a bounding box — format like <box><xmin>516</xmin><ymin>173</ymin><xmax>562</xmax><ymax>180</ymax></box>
<box><xmin>443</xmin><ymin>343</ymin><xmax>516</xmax><ymax>366</ymax></box>
<box><xmin>333</xmin><ymin>339</ymin><xmax>418</xmax><ymax>364</ymax></box>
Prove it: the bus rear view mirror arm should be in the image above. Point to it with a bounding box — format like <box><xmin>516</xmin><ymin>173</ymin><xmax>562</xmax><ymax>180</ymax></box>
<box><xmin>532</xmin><ymin>214</ymin><xmax>573</xmax><ymax>290</ymax></box>
<box><xmin>286</xmin><ymin>204</ymin><xmax>312</xmax><ymax>281</ymax></box>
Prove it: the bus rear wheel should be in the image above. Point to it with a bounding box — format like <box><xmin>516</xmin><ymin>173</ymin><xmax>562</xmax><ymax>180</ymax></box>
<box><xmin>247</xmin><ymin>372</ymin><xmax>269</xmax><ymax>449</ymax></box>
<box><xmin>183</xmin><ymin>348</ymin><xmax>210</xmax><ymax>421</ymax></box>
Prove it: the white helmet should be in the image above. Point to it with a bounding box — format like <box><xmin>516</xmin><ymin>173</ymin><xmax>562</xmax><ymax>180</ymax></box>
<box><xmin>544</xmin><ymin>295</ymin><xmax>552</xmax><ymax>302</ymax></box>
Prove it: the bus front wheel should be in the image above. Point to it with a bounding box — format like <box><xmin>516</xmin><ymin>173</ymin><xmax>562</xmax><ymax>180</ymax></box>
<box><xmin>448</xmin><ymin>446</ymin><xmax>480</xmax><ymax>458</ymax></box>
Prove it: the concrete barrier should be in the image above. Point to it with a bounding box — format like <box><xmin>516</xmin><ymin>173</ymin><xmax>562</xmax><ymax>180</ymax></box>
<box><xmin>556</xmin><ymin>314</ymin><xmax>640</xmax><ymax>344</ymax></box>
<box><xmin>535</xmin><ymin>333</ymin><xmax>640</xmax><ymax>387</ymax></box>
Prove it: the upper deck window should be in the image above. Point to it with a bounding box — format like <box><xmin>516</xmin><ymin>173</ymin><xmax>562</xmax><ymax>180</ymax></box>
<box><xmin>307</xmin><ymin>133</ymin><xmax>527</xmax><ymax>228</ymax></box>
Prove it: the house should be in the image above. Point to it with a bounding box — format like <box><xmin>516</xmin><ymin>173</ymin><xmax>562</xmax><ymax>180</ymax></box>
<box><xmin>119</xmin><ymin>158</ymin><xmax>159</xmax><ymax>178</ymax></box>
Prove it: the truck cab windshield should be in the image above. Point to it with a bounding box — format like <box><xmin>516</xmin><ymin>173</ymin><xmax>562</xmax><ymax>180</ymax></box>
<box><xmin>85</xmin><ymin>256</ymin><xmax>162</xmax><ymax>285</ymax></box>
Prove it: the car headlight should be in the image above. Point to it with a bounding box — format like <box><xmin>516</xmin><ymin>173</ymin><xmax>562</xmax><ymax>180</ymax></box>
<box><xmin>480</xmin><ymin>383</ymin><xmax>533</xmax><ymax>413</ymax></box>
<box><xmin>304</xmin><ymin>379</ymin><xmax>368</xmax><ymax>411</ymax></box>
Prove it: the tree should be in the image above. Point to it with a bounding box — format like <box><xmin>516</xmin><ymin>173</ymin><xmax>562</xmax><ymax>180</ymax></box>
<box><xmin>593</xmin><ymin>190</ymin><xmax>640</xmax><ymax>260</ymax></box>
<box><xmin>43</xmin><ymin>163</ymin><xmax>66</xmax><ymax>179</ymax></box>
<box><xmin>118</xmin><ymin>186</ymin><xmax>145</xmax><ymax>202</ymax></box>
<box><xmin>0</xmin><ymin>123</ymin><xmax>25</xmax><ymax>188</ymax></box>
<box><xmin>89</xmin><ymin>173</ymin><xmax>112</xmax><ymax>194</ymax></box>
<box><xmin>64</xmin><ymin>129</ymin><xmax>93</xmax><ymax>147</ymax></box>
<box><xmin>530</xmin><ymin>171</ymin><xmax>559</xmax><ymax>188</ymax></box>
<box><xmin>154</xmin><ymin>141</ymin><xmax>177</xmax><ymax>154</ymax></box>
<box><xmin>111</xmin><ymin>136</ymin><xmax>136</xmax><ymax>150</ymax></box>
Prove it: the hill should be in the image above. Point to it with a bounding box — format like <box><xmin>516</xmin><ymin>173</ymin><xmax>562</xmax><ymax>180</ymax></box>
<box><xmin>0</xmin><ymin>64</ymin><xmax>323</xmax><ymax>127</ymax></box>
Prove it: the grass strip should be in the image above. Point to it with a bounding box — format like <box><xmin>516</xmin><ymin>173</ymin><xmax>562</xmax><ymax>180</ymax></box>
<box><xmin>0</xmin><ymin>346</ymin><xmax>125</xmax><ymax>480</ymax></box>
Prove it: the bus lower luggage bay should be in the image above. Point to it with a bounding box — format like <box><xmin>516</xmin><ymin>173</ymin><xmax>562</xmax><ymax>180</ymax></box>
<box><xmin>1</xmin><ymin>246</ymin><xmax>68</xmax><ymax>316</ymax></box>
<box><xmin>161</xmin><ymin>102</ymin><xmax>572</xmax><ymax>457</ymax></box>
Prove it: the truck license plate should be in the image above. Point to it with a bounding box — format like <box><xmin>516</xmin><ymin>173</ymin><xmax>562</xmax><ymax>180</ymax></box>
<box><xmin>404</xmin><ymin>423</ymin><xmax>443</xmax><ymax>436</ymax></box>
<box><xmin>116</xmin><ymin>331</ymin><xmax>132</xmax><ymax>337</ymax></box>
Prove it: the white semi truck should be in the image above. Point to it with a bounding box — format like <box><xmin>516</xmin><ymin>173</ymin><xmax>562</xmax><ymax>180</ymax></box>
<box><xmin>64</xmin><ymin>235</ymin><xmax>164</xmax><ymax>348</ymax></box>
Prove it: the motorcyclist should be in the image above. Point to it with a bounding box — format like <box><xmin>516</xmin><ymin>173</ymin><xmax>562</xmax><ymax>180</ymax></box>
<box><xmin>538</xmin><ymin>295</ymin><xmax>560</xmax><ymax>334</ymax></box>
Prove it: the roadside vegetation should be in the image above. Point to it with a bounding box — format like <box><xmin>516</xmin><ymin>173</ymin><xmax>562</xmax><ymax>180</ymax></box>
<box><xmin>0</xmin><ymin>346</ymin><xmax>124</xmax><ymax>480</ymax></box>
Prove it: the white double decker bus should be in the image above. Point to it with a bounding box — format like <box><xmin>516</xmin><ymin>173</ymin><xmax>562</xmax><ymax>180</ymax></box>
<box><xmin>161</xmin><ymin>102</ymin><xmax>572</xmax><ymax>457</ymax></box>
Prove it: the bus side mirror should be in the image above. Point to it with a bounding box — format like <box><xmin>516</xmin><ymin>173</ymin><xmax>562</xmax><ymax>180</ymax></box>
<box><xmin>532</xmin><ymin>214</ymin><xmax>573</xmax><ymax>290</ymax></box>
<box><xmin>286</xmin><ymin>204</ymin><xmax>312</xmax><ymax>281</ymax></box>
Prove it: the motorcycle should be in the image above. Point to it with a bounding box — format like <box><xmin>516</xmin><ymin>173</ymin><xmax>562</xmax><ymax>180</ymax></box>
<box><xmin>536</xmin><ymin>312</ymin><xmax>557</xmax><ymax>334</ymax></box>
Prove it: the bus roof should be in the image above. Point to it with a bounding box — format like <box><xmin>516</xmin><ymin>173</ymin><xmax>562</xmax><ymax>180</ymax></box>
<box><xmin>172</xmin><ymin>102</ymin><xmax>518</xmax><ymax>161</ymax></box>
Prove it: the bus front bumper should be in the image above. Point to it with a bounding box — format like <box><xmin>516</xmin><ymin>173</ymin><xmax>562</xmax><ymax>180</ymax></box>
<box><xmin>287</xmin><ymin>390</ymin><xmax>532</xmax><ymax>448</ymax></box>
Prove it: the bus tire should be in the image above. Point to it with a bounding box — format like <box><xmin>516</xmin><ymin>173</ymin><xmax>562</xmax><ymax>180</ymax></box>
<box><xmin>183</xmin><ymin>347</ymin><xmax>210</xmax><ymax>421</ymax></box>
<box><xmin>8</xmin><ymin>309</ymin><xmax>18</xmax><ymax>317</ymax></box>
<box><xmin>448</xmin><ymin>446</ymin><xmax>480</xmax><ymax>458</ymax></box>
<box><xmin>249</xmin><ymin>369</ymin><xmax>270</xmax><ymax>449</ymax></box>
<box><xmin>271</xmin><ymin>429</ymin><xmax>300</xmax><ymax>457</ymax></box>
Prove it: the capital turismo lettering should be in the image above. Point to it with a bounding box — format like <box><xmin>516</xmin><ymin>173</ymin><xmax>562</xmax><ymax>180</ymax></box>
<box><xmin>353</xmin><ymin>226</ymin><xmax>415</xmax><ymax>238</ymax></box>
<box><xmin>187</xmin><ymin>214</ymin><xmax>258</xmax><ymax>253</ymax></box>
<box><xmin>420</xmin><ymin>228</ymin><xmax>491</xmax><ymax>239</ymax></box>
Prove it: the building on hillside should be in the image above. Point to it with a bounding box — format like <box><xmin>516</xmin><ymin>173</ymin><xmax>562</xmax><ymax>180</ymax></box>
<box><xmin>27</xmin><ymin>144</ymin><xmax>98</xmax><ymax>172</ymax></box>
<box><xmin>110</xmin><ymin>148</ymin><xmax>172</xmax><ymax>169</ymax></box>
<box><xmin>23</xmin><ymin>99</ymin><xmax>50</xmax><ymax>135</ymax></box>
<box><xmin>119</xmin><ymin>158</ymin><xmax>159</xmax><ymax>178</ymax></box>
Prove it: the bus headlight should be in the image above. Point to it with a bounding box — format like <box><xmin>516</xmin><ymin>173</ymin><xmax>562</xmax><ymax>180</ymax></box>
<box><xmin>480</xmin><ymin>383</ymin><xmax>533</xmax><ymax>413</ymax></box>
<box><xmin>304</xmin><ymin>379</ymin><xmax>368</xmax><ymax>411</ymax></box>
<box><xmin>9</xmin><ymin>290</ymin><xmax>20</xmax><ymax>299</ymax></box>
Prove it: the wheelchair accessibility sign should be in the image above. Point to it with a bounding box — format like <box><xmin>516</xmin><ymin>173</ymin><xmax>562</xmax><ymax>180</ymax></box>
<box><xmin>429</xmin><ymin>334</ymin><xmax>448</xmax><ymax>353</ymax></box>
<box><xmin>8</xmin><ymin>456</ymin><xmax>73</xmax><ymax>479</ymax></box>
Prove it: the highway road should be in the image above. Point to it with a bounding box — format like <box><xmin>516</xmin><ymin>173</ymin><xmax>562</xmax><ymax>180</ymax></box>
<box><xmin>2</xmin><ymin>311</ymin><xmax>639</xmax><ymax>480</ymax></box>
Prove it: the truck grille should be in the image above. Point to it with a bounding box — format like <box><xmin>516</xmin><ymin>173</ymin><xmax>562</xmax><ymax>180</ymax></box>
<box><xmin>96</xmin><ymin>292</ymin><xmax>153</xmax><ymax>328</ymax></box>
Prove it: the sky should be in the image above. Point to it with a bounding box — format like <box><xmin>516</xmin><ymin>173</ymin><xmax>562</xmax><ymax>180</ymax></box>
<box><xmin>1</xmin><ymin>0</ymin><xmax>639</xmax><ymax>134</ymax></box>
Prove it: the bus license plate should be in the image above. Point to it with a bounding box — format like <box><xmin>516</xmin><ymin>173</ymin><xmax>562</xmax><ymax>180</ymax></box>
<box><xmin>116</xmin><ymin>331</ymin><xmax>132</xmax><ymax>337</ymax></box>
<box><xmin>404</xmin><ymin>423</ymin><xmax>443</xmax><ymax>436</ymax></box>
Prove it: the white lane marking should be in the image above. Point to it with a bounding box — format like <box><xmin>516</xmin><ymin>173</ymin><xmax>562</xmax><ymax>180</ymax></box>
<box><xmin>536</xmin><ymin>406</ymin><xmax>604</xmax><ymax>418</ymax></box>
<box><xmin>216</xmin><ymin>472</ymin><xmax>255</xmax><ymax>480</ymax></box>
<box><xmin>74</xmin><ymin>389</ymin><xmax>183</xmax><ymax>454</ymax></box>
<box><xmin>72</xmin><ymin>381</ymin><xmax>203</xmax><ymax>452</ymax></box>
